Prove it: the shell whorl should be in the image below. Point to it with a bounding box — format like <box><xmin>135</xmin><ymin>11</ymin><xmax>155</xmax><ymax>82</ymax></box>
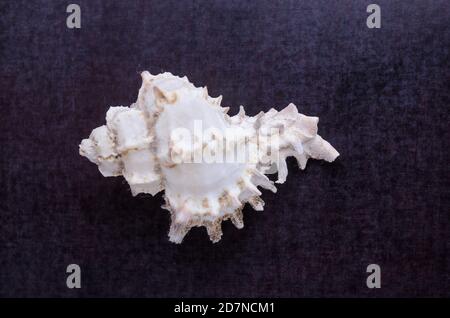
<box><xmin>79</xmin><ymin>71</ymin><xmax>339</xmax><ymax>243</ymax></box>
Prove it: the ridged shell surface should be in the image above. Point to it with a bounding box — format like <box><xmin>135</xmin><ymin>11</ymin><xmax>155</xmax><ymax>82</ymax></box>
<box><xmin>80</xmin><ymin>72</ymin><xmax>339</xmax><ymax>243</ymax></box>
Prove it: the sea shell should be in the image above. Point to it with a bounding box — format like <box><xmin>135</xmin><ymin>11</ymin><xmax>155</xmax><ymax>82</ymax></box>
<box><xmin>79</xmin><ymin>72</ymin><xmax>339</xmax><ymax>243</ymax></box>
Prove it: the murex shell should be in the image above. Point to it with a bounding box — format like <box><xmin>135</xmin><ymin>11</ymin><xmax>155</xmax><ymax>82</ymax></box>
<box><xmin>79</xmin><ymin>72</ymin><xmax>339</xmax><ymax>243</ymax></box>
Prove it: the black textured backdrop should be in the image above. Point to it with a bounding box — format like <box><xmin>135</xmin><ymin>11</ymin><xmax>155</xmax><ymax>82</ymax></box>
<box><xmin>0</xmin><ymin>0</ymin><xmax>449</xmax><ymax>297</ymax></box>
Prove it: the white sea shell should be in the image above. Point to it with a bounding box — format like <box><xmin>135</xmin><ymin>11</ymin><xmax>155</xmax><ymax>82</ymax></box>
<box><xmin>79</xmin><ymin>72</ymin><xmax>339</xmax><ymax>243</ymax></box>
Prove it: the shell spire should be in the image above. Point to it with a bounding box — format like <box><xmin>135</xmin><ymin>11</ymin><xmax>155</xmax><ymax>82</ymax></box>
<box><xmin>80</xmin><ymin>72</ymin><xmax>339</xmax><ymax>243</ymax></box>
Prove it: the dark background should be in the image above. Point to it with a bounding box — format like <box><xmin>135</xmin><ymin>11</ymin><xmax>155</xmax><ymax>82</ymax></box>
<box><xmin>0</xmin><ymin>0</ymin><xmax>449</xmax><ymax>297</ymax></box>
